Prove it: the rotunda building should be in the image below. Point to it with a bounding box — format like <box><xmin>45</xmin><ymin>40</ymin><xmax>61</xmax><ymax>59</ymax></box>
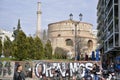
<box><xmin>48</xmin><ymin>19</ymin><xmax>97</xmax><ymax>58</ymax></box>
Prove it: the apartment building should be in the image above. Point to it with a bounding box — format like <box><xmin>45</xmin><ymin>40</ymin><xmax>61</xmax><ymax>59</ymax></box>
<box><xmin>97</xmin><ymin>0</ymin><xmax>119</xmax><ymax>63</ymax></box>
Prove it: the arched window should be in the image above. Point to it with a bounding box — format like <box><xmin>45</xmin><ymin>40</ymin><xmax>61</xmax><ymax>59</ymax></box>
<box><xmin>87</xmin><ymin>40</ymin><xmax>93</xmax><ymax>49</ymax></box>
<box><xmin>65</xmin><ymin>39</ymin><xmax>73</xmax><ymax>46</ymax></box>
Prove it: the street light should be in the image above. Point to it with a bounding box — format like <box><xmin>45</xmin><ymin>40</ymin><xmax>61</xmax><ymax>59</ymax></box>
<box><xmin>79</xmin><ymin>13</ymin><xmax>83</xmax><ymax>21</ymax></box>
<box><xmin>69</xmin><ymin>13</ymin><xmax>73</xmax><ymax>20</ymax></box>
<box><xmin>70</xmin><ymin>13</ymin><xmax>83</xmax><ymax>61</ymax></box>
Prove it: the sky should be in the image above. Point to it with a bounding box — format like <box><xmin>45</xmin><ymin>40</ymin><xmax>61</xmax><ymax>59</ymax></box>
<box><xmin>0</xmin><ymin>0</ymin><xmax>98</xmax><ymax>35</ymax></box>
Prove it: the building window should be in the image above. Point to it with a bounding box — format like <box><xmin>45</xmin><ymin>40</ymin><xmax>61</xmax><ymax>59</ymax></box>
<box><xmin>72</xmin><ymin>29</ymin><xmax>74</xmax><ymax>34</ymax></box>
<box><xmin>104</xmin><ymin>41</ymin><xmax>107</xmax><ymax>51</ymax></box>
<box><xmin>87</xmin><ymin>40</ymin><xmax>93</xmax><ymax>49</ymax></box>
<box><xmin>115</xmin><ymin>34</ymin><xmax>119</xmax><ymax>46</ymax></box>
<box><xmin>58</xmin><ymin>34</ymin><xmax>61</xmax><ymax>37</ymax></box>
<box><xmin>108</xmin><ymin>36</ymin><xmax>113</xmax><ymax>48</ymax></box>
<box><xmin>65</xmin><ymin>39</ymin><xmax>73</xmax><ymax>46</ymax></box>
<box><xmin>114</xmin><ymin>0</ymin><xmax>118</xmax><ymax>3</ymax></box>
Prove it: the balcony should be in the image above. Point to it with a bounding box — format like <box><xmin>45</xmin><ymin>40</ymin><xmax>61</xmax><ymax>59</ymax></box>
<box><xmin>97</xmin><ymin>14</ymin><xmax>103</xmax><ymax>23</ymax></box>
<box><xmin>105</xmin><ymin>0</ymin><xmax>112</xmax><ymax>11</ymax></box>
<box><xmin>109</xmin><ymin>42</ymin><xmax>113</xmax><ymax>49</ymax></box>
<box><xmin>97</xmin><ymin>21</ymin><xmax>104</xmax><ymax>30</ymax></box>
<box><xmin>98</xmin><ymin>33</ymin><xmax>105</xmax><ymax>43</ymax></box>
<box><xmin>104</xmin><ymin>6</ymin><xmax>113</xmax><ymax>22</ymax></box>
<box><xmin>108</xmin><ymin>17</ymin><xmax>113</xmax><ymax>25</ymax></box>
<box><xmin>104</xmin><ymin>30</ymin><xmax>114</xmax><ymax>43</ymax></box>
<box><xmin>97</xmin><ymin>27</ymin><xmax>104</xmax><ymax>37</ymax></box>
<box><xmin>104</xmin><ymin>41</ymin><xmax>108</xmax><ymax>52</ymax></box>
<box><xmin>115</xmin><ymin>24</ymin><xmax>119</xmax><ymax>32</ymax></box>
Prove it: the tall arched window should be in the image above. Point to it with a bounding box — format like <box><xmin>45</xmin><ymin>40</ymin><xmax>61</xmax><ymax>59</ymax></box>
<box><xmin>87</xmin><ymin>40</ymin><xmax>93</xmax><ymax>49</ymax></box>
<box><xmin>65</xmin><ymin>39</ymin><xmax>73</xmax><ymax>46</ymax></box>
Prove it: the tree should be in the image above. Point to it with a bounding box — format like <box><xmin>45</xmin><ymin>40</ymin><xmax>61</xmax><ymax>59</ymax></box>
<box><xmin>13</xmin><ymin>19</ymin><xmax>21</xmax><ymax>40</ymax></box>
<box><xmin>12</xmin><ymin>19</ymin><xmax>30</xmax><ymax>60</ymax></box>
<box><xmin>26</xmin><ymin>36</ymin><xmax>35</xmax><ymax>59</ymax></box>
<box><xmin>43</xmin><ymin>29</ymin><xmax>47</xmax><ymax>40</ymax></box>
<box><xmin>12</xmin><ymin>30</ymin><xmax>28</xmax><ymax>60</ymax></box>
<box><xmin>4</xmin><ymin>36</ymin><xmax>12</xmax><ymax>57</ymax></box>
<box><xmin>12</xmin><ymin>19</ymin><xmax>46</xmax><ymax>60</ymax></box>
<box><xmin>0</xmin><ymin>39</ymin><xmax>2</xmax><ymax>56</ymax></box>
<box><xmin>54</xmin><ymin>47</ymin><xmax>68</xmax><ymax>59</ymax></box>
<box><xmin>17</xmin><ymin>19</ymin><xmax>21</xmax><ymax>30</ymax></box>
<box><xmin>34</xmin><ymin>37</ymin><xmax>44</xmax><ymax>60</ymax></box>
<box><xmin>44</xmin><ymin>40</ymin><xmax>52</xmax><ymax>59</ymax></box>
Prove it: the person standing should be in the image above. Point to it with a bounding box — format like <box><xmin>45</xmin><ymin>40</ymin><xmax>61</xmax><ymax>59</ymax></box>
<box><xmin>91</xmin><ymin>51</ymin><xmax>95</xmax><ymax>61</ymax></box>
<box><xmin>85</xmin><ymin>53</ymin><xmax>88</xmax><ymax>61</ymax></box>
<box><xmin>13</xmin><ymin>64</ymin><xmax>25</xmax><ymax>80</ymax></box>
<box><xmin>92</xmin><ymin>64</ymin><xmax>100</xmax><ymax>80</ymax></box>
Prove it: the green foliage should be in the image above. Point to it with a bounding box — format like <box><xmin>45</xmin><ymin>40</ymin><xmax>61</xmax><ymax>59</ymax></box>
<box><xmin>44</xmin><ymin>40</ymin><xmax>52</xmax><ymax>59</ymax></box>
<box><xmin>54</xmin><ymin>47</ymin><xmax>68</xmax><ymax>59</ymax></box>
<box><xmin>12</xmin><ymin>28</ymin><xmax>46</xmax><ymax>60</ymax></box>
<box><xmin>17</xmin><ymin>19</ymin><xmax>21</xmax><ymax>30</ymax></box>
<box><xmin>4</xmin><ymin>36</ymin><xmax>12</xmax><ymax>57</ymax></box>
<box><xmin>13</xmin><ymin>19</ymin><xmax>21</xmax><ymax>40</ymax></box>
<box><xmin>0</xmin><ymin>39</ymin><xmax>2</xmax><ymax>56</ymax></box>
<box><xmin>12</xmin><ymin>19</ymin><xmax>29</xmax><ymax>60</ymax></box>
<box><xmin>3</xmin><ymin>19</ymin><xmax>55</xmax><ymax>60</ymax></box>
<box><xmin>43</xmin><ymin>29</ymin><xmax>47</xmax><ymax>40</ymax></box>
<box><xmin>12</xmin><ymin>30</ymin><xmax>28</xmax><ymax>60</ymax></box>
<box><xmin>34</xmin><ymin>37</ymin><xmax>44</xmax><ymax>60</ymax></box>
<box><xmin>26</xmin><ymin>36</ymin><xmax>35</xmax><ymax>59</ymax></box>
<box><xmin>0</xmin><ymin>57</ymin><xmax>13</xmax><ymax>61</ymax></box>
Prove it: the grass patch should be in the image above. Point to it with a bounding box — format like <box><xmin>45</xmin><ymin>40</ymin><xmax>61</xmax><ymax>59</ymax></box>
<box><xmin>0</xmin><ymin>57</ymin><xmax>18</xmax><ymax>61</ymax></box>
<box><xmin>0</xmin><ymin>57</ymin><xmax>12</xmax><ymax>61</ymax></box>
<box><xmin>0</xmin><ymin>57</ymin><xmax>74</xmax><ymax>61</ymax></box>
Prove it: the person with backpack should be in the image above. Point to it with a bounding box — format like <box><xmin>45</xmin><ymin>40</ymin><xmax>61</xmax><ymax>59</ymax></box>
<box><xmin>13</xmin><ymin>64</ymin><xmax>25</xmax><ymax>80</ymax></box>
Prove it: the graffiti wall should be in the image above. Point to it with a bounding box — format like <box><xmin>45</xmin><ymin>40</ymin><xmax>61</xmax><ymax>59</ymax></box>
<box><xmin>0</xmin><ymin>61</ymin><xmax>101</xmax><ymax>80</ymax></box>
<box><xmin>0</xmin><ymin>61</ymin><xmax>14</xmax><ymax>78</ymax></box>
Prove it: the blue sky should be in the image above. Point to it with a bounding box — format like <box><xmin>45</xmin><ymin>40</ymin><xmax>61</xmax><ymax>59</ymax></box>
<box><xmin>0</xmin><ymin>0</ymin><xmax>98</xmax><ymax>35</ymax></box>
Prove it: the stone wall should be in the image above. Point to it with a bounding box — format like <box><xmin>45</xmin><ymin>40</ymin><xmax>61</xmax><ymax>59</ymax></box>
<box><xmin>48</xmin><ymin>20</ymin><xmax>97</xmax><ymax>57</ymax></box>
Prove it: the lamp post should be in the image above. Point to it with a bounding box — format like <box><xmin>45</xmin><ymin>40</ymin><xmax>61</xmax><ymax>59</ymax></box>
<box><xmin>70</xmin><ymin>13</ymin><xmax>83</xmax><ymax>61</ymax></box>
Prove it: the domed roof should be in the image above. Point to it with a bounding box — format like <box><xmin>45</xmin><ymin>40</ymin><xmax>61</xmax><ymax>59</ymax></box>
<box><xmin>48</xmin><ymin>19</ymin><xmax>93</xmax><ymax>26</ymax></box>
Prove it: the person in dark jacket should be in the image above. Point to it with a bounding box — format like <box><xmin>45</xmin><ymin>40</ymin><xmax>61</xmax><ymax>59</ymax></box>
<box><xmin>85</xmin><ymin>53</ymin><xmax>88</xmax><ymax>61</ymax></box>
<box><xmin>13</xmin><ymin>64</ymin><xmax>25</xmax><ymax>80</ymax></box>
<box><xmin>92</xmin><ymin>64</ymin><xmax>100</xmax><ymax>80</ymax></box>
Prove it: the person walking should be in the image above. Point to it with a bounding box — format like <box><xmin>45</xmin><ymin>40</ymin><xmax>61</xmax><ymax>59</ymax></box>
<box><xmin>13</xmin><ymin>64</ymin><xmax>25</xmax><ymax>80</ymax></box>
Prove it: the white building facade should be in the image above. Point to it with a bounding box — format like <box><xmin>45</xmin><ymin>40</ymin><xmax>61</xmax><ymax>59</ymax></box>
<box><xmin>0</xmin><ymin>29</ymin><xmax>14</xmax><ymax>43</ymax></box>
